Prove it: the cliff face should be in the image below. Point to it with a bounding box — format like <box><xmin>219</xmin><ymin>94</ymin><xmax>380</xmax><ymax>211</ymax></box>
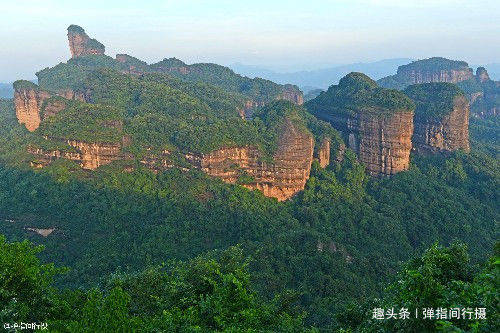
<box><xmin>13</xmin><ymin>84</ymin><xmax>51</xmax><ymax>132</ymax></box>
<box><xmin>397</xmin><ymin>68</ymin><xmax>473</xmax><ymax>84</ymax></box>
<box><xmin>13</xmin><ymin>82</ymin><xmax>88</xmax><ymax>131</ymax></box>
<box><xmin>30</xmin><ymin>139</ymin><xmax>124</xmax><ymax>170</ymax></box>
<box><xmin>67</xmin><ymin>25</ymin><xmax>105</xmax><ymax>58</ymax></box>
<box><xmin>412</xmin><ymin>96</ymin><xmax>470</xmax><ymax>153</ymax></box>
<box><xmin>323</xmin><ymin>112</ymin><xmax>413</xmax><ymax>176</ymax></box>
<box><xmin>314</xmin><ymin>138</ymin><xmax>330</xmax><ymax>168</ymax></box>
<box><xmin>186</xmin><ymin>119</ymin><xmax>314</xmax><ymax>201</ymax></box>
<box><xmin>306</xmin><ymin>72</ymin><xmax>415</xmax><ymax>176</ymax></box>
<box><xmin>278</xmin><ymin>85</ymin><xmax>304</xmax><ymax>105</ymax></box>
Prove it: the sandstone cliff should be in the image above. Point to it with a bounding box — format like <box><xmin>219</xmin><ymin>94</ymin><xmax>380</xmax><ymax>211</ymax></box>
<box><xmin>186</xmin><ymin>119</ymin><xmax>314</xmax><ymax>201</ymax></box>
<box><xmin>306</xmin><ymin>73</ymin><xmax>415</xmax><ymax>176</ymax></box>
<box><xmin>67</xmin><ymin>25</ymin><xmax>105</xmax><ymax>58</ymax></box>
<box><xmin>405</xmin><ymin>83</ymin><xmax>470</xmax><ymax>153</ymax></box>
<box><xmin>378</xmin><ymin>57</ymin><xmax>474</xmax><ymax>90</ymax></box>
<box><xmin>13</xmin><ymin>82</ymin><xmax>88</xmax><ymax>131</ymax></box>
<box><xmin>29</xmin><ymin>139</ymin><xmax>125</xmax><ymax>170</ymax></box>
<box><xmin>278</xmin><ymin>84</ymin><xmax>304</xmax><ymax>105</ymax></box>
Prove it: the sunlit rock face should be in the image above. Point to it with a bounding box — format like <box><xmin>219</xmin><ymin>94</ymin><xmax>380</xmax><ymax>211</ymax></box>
<box><xmin>13</xmin><ymin>83</ymin><xmax>49</xmax><ymax>132</ymax></box>
<box><xmin>186</xmin><ymin>119</ymin><xmax>314</xmax><ymax>201</ymax></box>
<box><xmin>306</xmin><ymin>72</ymin><xmax>415</xmax><ymax>176</ymax></box>
<box><xmin>29</xmin><ymin>139</ymin><xmax>125</xmax><ymax>170</ymax></box>
<box><xmin>67</xmin><ymin>25</ymin><xmax>105</xmax><ymax>58</ymax></box>
<box><xmin>13</xmin><ymin>81</ymin><xmax>88</xmax><ymax>132</ymax></box>
<box><xmin>405</xmin><ymin>83</ymin><xmax>470</xmax><ymax>154</ymax></box>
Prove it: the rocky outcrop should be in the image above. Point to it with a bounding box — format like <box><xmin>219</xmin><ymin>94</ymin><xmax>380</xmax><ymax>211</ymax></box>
<box><xmin>13</xmin><ymin>81</ymin><xmax>51</xmax><ymax>132</ymax></box>
<box><xmin>306</xmin><ymin>73</ymin><xmax>415</xmax><ymax>176</ymax></box>
<box><xmin>186</xmin><ymin>119</ymin><xmax>314</xmax><ymax>201</ymax></box>
<box><xmin>314</xmin><ymin>138</ymin><xmax>330</xmax><ymax>168</ymax></box>
<box><xmin>321</xmin><ymin>112</ymin><xmax>414</xmax><ymax>175</ymax></box>
<box><xmin>67</xmin><ymin>25</ymin><xmax>105</xmax><ymax>58</ymax></box>
<box><xmin>378</xmin><ymin>57</ymin><xmax>475</xmax><ymax>90</ymax></box>
<box><xmin>29</xmin><ymin>139</ymin><xmax>124</xmax><ymax>170</ymax></box>
<box><xmin>13</xmin><ymin>82</ymin><xmax>89</xmax><ymax>131</ymax></box>
<box><xmin>398</xmin><ymin>68</ymin><xmax>473</xmax><ymax>85</ymax></box>
<box><xmin>396</xmin><ymin>57</ymin><xmax>473</xmax><ymax>84</ymax></box>
<box><xmin>412</xmin><ymin>99</ymin><xmax>470</xmax><ymax>153</ymax></box>
<box><xmin>476</xmin><ymin>67</ymin><xmax>490</xmax><ymax>83</ymax></box>
<box><xmin>405</xmin><ymin>83</ymin><xmax>470</xmax><ymax>153</ymax></box>
<box><xmin>278</xmin><ymin>85</ymin><xmax>304</xmax><ymax>105</ymax></box>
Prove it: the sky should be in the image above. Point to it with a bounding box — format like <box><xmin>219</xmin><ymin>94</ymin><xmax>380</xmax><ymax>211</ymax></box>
<box><xmin>0</xmin><ymin>0</ymin><xmax>499</xmax><ymax>81</ymax></box>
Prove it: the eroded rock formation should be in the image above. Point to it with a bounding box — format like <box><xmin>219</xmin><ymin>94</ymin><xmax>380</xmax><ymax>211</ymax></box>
<box><xmin>405</xmin><ymin>83</ymin><xmax>470</xmax><ymax>153</ymax></box>
<box><xmin>320</xmin><ymin>112</ymin><xmax>414</xmax><ymax>175</ymax></box>
<box><xmin>306</xmin><ymin>73</ymin><xmax>415</xmax><ymax>176</ymax></box>
<box><xmin>29</xmin><ymin>139</ymin><xmax>125</xmax><ymax>170</ymax></box>
<box><xmin>13</xmin><ymin>81</ymin><xmax>51</xmax><ymax>132</ymax></box>
<box><xmin>186</xmin><ymin>119</ymin><xmax>314</xmax><ymax>201</ymax></box>
<box><xmin>278</xmin><ymin>85</ymin><xmax>304</xmax><ymax>105</ymax></box>
<box><xmin>13</xmin><ymin>82</ymin><xmax>88</xmax><ymax>131</ymax></box>
<box><xmin>67</xmin><ymin>25</ymin><xmax>105</xmax><ymax>58</ymax></box>
<box><xmin>314</xmin><ymin>138</ymin><xmax>330</xmax><ymax>168</ymax></box>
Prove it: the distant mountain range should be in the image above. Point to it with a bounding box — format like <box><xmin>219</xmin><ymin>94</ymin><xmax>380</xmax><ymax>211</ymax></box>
<box><xmin>230</xmin><ymin>59</ymin><xmax>413</xmax><ymax>91</ymax></box>
<box><xmin>231</xmin><ymin>59</ymin><xmax>500</xmax><ymax>92</ymax></box>
<box><xmin>1</xmin><ymin>61</ymin><xmax>498</xmax><ymax>99</ymax></box>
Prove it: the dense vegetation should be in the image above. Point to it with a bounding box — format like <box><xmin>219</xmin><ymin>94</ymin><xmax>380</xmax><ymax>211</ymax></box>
<box><xmin>398</xmin><ymin>57</ymin><xmax>470</xmax><ymax>72</ymax></box>
<box><xmin>150</xmin><ymin>58</ymin><xmax>297</xmax><ymax>104</ymax></box>
<box><xmin>1</xmin><ymin>52</ymin><xmax>498</xmax><ymax>331</ymax></box>
<box><xmin>404</xmin><ymin>82</ymin><xmax>466</xmax><ymax>120</ymax></box>
<box><xmin>306</xmin><ymin>72</ymin><xmax>415</xmax><ymax>118</ymax></box>
<box><xmin>0</xmin><ymin>129</ymin><xmax>497</xmax><ymax>329</ymax></box>
<box><xmin>377</xmin><ymin>57</ymin><xmax>472</xmax><ymax>91</ymax></box>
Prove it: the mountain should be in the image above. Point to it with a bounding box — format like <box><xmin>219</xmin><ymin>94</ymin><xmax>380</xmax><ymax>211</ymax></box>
<box><xmin>230</xmin><ymin>58</ymin><xmax>414</xmax><ymax>89</ymax></box>
<box><xmin>0</xmin><ymin>24</ymin><xmax>497</xmax><ymax>332</ymax></box>
<box><xmin>378</xmin><ymin>57</ymin><xmax>499</xmax><ymax>118</ymax></box>
<box><xmin>10</xmin><ymin>25</ymin><xmax>336</xmax><ymax>201</ymax></box>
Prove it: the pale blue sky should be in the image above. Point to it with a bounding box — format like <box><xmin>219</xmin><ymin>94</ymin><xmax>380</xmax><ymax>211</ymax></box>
<box><xmin>0</xmin><ymin>0</ymin><xmax>498</xmax><ymax>81</ymax></box>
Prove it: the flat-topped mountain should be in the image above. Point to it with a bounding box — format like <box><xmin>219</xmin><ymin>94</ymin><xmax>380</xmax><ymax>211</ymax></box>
<box><xmin>378</xmin><ymin>57</ymin><xmax>473</xmax><ymax>89</ymax></box>
<box><xmin>378</xmin><ymin>57</ymin><xmax>499</xmax><ymax>117</ymax></box>
<box><xmin>404</xmin><ymin>83</ymin><xmax>470</xmax><ymax>153</ymax></box>
<box><xmin>306</xmin><ymin>73</ymin><xmax>415</xmax><ymax>176</ymax></box>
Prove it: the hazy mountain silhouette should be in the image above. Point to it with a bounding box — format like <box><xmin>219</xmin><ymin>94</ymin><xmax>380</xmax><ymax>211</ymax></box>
<box><xmin>230</xmin><ymin>58</ymin><xmax>414</xmax><ymax>91</ymax></box>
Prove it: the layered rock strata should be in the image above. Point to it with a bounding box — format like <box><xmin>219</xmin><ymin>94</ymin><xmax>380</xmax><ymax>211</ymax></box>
<box><xmin>320</xmin><ymin>112</ymin><xmax>414</xmax><ymax>175</ymax></box>
<box><xmin>29</xmin><ymin>139</ymin><xmax>124</xmax><ymax>170</ymax></box>
<box><xmin>13</xmin><ymin>82</ymin><xmax>50</xmax><ymax>132</ymax></box>
<box><xmin>306</xmin><ymin>72</ymin><xmax>415</xmax><ymax>176</ymax></box>
<box><xmin>405</xmin><ymin>84</ymin><xmax>470</xmax><ymax>153</ymax></box>
<box><xmin>186</xmin><ymin>120</ymin><xmax>314</xmax><ymax>201</ymax></box>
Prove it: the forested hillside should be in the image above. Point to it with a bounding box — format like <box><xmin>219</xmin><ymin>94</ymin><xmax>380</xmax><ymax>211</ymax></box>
<box><xmin>0</xmin><ymin>25</ymin><xmax>498</xmax><ymax>332</ymax></box>
<box><xmin>1</xmin><ymin>89</ymin><xmax>498</xmax><ymax>328</ymax></box>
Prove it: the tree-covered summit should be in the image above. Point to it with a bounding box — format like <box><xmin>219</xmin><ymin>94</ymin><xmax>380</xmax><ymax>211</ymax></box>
<box><xmin>306</xmin><ymin>72</ymin><xmax>415</xmax><ymax>118</ymax></box>
<box><xmin>397</xmin><ymin>57</ymin><xmax>470</xmax><ymax>73</ymax></box>
<box><xmin>404</xmin><ymin>82</ymin><xmax>466</xmax><ymax>120</ymax></box>
<box><xmin>67</xmin><ymin>24</ymin><xmax>85</xmax><ymax>34</ymax></box>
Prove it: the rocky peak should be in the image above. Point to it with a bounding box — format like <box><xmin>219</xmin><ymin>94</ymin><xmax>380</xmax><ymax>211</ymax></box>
<box><xmin>67</xmin><ymin>25</ymin><xmax>105</xmax><ymax>58</ymax></box>
<box><xmin>476</xmin><ymin>67</ymin><xmax>490</xmax><ymax>83</ymax></box>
